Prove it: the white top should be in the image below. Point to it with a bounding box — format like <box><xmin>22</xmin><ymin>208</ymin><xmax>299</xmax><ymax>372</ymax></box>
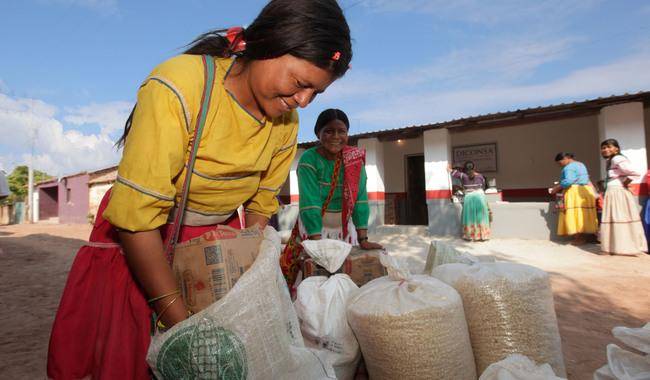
<box><xmin>607</xmin><ymin>155</ymin><xmax>640</xmax><ymax>185</ymax></box>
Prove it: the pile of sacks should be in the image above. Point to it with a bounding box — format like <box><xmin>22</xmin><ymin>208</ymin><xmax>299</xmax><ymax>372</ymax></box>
<box><xmin>594</xmin><ymin>322</ymin><xmax>650</xmax><ymax>380</ymax></box>
<box><xmin>295</xmin><ymin>238</ymin><xmax>569</xmax><ymax>380</ymax></box>
<box><xmin>147</xmin><ymin>230</ymin><xmax>570</xmax><ymax>380</ymax></box>
<box><xmin>294</xmin><ymin>240</ymin><xmax>361</xmax><ymax>380</ymax></box>
<box><xmin>296</xmin><ymin>240</ymin><xmax>479</xmax><ymax>380</ymax></box>
<box><xmin>147</xmin><ymin>227</ymin><xmax>336</xmax><ymax>380</ymax></box>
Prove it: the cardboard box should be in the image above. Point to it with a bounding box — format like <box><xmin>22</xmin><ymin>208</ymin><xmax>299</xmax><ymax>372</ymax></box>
<box><xmin>302</xmin><ymin>247</ymin><xmax>386</xmax><ymax>287</ymax></box>
<box><xmin>173</xmin><ymin>225</ymin><xmax>263</xmax><ymax>314</ymax></box>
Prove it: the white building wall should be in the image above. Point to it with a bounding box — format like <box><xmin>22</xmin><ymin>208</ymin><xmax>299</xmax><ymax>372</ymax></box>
<box><xmin>358</xmin><ymin>138</ymin><xmax>385</xmax><ymax>195</ymax></box>
<box><xmin>643</xmin><ymin>106</ymin><xmax>650</xmax><ymax>168</ymax></box>
<box><xmin>33</xmin><ymin>191</ymin><xmax>39</xmax><ymax>222</ymax></box>
<box><xmin>89</xmin><ymin>183</ymin><xmax>112</xmax><ymax>220</ymax></box>
<box><xmin>289</xmin><ymin>148</ymin><xmax>305</xmax><ymax>204</ymax></box>
<box><xmin>423</xmin><ymin>129</ymin><xmax>452</xmax><ymax>194</ymax></box>
<box><xmin>598</xmin><ymin>102</ymin><xmax>647</xmax><ymax>184</ymax></box>
<box><xmin>383</xmin><ymin>137</ymin><xmax>424</xmax><ymax>193</ymax></box>
<box><xmin>449</xmin><ymin>115</ymin><xmax>601</xmax><ymax>190</ymax></box>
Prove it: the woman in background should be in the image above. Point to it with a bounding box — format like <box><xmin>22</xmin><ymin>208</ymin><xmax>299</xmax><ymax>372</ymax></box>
<box><xmin>449</xmin><ymin>161</ymin><xmax>491</xmax><ymax>241</ymax></box>
<box><xmin>549</xmin><ymin>152</ymin><xmax>598</xmax><ymax>245</ymax></box>
<box><xmin>281</xmin><ymin>109</ymin><xmax>383</xmax><ymax>288</ymax></box>
<box><xmin>600</xmin><ymin>139</ymin><xmax>647</xmax><ymax>255</ymax></box>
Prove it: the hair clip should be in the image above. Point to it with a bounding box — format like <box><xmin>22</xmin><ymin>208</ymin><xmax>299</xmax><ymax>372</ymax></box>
<box><xmin>226</xmin><ymin>27</ymin><xmax>246</xmax><ymax>53</ymax></box>
<box><xmin>332</xmin><ymin>51</ymin><xmax>341</xmax><ymax>61</ymax></box>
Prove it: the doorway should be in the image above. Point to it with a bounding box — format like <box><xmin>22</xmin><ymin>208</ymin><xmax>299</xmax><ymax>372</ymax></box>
<box><xmin>405</xmin><ymin>155</ymin><xmax>428</xmax><ymax>225</ymax></box>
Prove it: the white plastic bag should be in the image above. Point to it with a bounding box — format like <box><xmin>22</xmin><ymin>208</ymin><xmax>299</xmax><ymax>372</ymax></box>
<box><xmin>613</xmin><ymin>323</ymin><xmax>650</xmax><ymax>355</ymax></box>
<box><xmin>594</xmin><ymin>364</ymin><xmax>618</xmax><ymax>380</ymax></box>
<box><xmin>423</xmin><ymin>240</ymin><xmax>494</xmax><ymax>274</ymax></box>
<box><xmin>294</xmin><ymin>274</ymin><xmax>360</xmax><ymax>380</ymax></box>
<box><xmin>147</xmin><ymin>227</ymin><xmax>336</xmax><ymax>380</ymax></box>
<box><xmin>606</xmin><ymin>344</ymin><xmax>650</xmax><ymax>380</ymax></box>
<box><xmin>347</xmin><ymin>254</ymin><xmax>476</xmax><ymax>380</ymax></box>
<box><xmin>479</xmin><ymin>354</ymin><xmax>566</xmax><ymax>380</ymax></box>
<box><xmin>302</xmin><ymin>239</ymin><xmax>352</xmax><ymax>273</ymax></box>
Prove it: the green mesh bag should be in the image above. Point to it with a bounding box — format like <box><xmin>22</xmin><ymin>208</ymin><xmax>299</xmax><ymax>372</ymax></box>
<box><xmin>156</xmin><ymin>320</ymin><xmax>247</xmax><ymax>380</ymax></box>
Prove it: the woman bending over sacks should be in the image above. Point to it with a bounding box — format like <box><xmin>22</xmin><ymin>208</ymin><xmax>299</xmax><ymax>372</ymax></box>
<box><xmin>47</xmin><ymin>1</ymin><xmax>352</xmax><ymax>378</ymax></box>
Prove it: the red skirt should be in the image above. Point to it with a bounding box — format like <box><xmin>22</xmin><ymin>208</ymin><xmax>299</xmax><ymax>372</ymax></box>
<box><xmin>47</xmin><ymin>190</ymin><xmax>241</xmax><ymax>380</ymax></box>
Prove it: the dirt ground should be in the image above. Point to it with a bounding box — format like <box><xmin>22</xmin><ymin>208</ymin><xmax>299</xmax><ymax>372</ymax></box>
<box><xmin>1</xmin><ymin>223</ymin><xmax>649</xmax><ymax>379</ymax></box>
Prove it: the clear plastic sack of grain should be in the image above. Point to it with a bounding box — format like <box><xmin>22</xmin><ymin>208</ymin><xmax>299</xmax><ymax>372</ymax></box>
<box><xmin>146</xmin><ymin>227</ymin><xmax>335</xmax><ymax>380</ymax></box>
<box><xmin>347</xmin><ymin>254</ymin><xmax>476</xmax><ymax>380</ymax></box>
<box><xmin>431</xmin><ymin>262</ymin><xmax>566</xmax><ymax>377</ymax></box>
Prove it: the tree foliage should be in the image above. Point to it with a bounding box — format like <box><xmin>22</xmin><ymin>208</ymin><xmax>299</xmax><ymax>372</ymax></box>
<box><xmin>5</xmin><ymin>166</ymin><xmax>54</xmax><ymax>204</ymax></box>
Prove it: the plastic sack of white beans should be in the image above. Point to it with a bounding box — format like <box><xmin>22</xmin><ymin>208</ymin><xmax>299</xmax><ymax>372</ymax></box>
<box><xmin>432</xmin><ymin>262</ymin><xmax>566</xmax><ymax>377</ymax></box>
<box><xmin>347</xmin><ymin>254</ymin><xmax>476</xmax><ymax>380</ymax></box>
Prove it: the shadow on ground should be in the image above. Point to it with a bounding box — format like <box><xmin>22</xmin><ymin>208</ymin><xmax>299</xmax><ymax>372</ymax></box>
<box><xmin>545</xmin><ymin>270</ymin><xmax>646</xmax><ymax>380</ymax></box>
<box><xmin>0</xmin><ymin>234</ymin><xmax>87</xmax><ymax>379</ymax></box>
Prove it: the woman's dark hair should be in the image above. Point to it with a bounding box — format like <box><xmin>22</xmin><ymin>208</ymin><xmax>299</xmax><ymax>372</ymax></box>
<box><xmin>600</xmin><ymin>138</ymin><xmax>621</xmax><ymax>150</ymax></box>
<box><xmin>554</xmin><ymin>152</ymin><xmax>575</xmax><ymax>161</ymax></box>
<box><xmin>601</xmin><ymin>139</ymin><xmax>622</xmax><ymax>168</ymax></box>
<box><xmin>463</xmin><ymin>161</ymin><xmax>475</xmax><ymax>173</ymax></box>
<box><xmin>117</xmin><ymin>0</ymin><xmax>352</xmax><ymax>148</ymax></box>
<box><xmin>186</xmin><ymin>0</ymin><xmax>352</xmax><ymax>77</ymax></box>
<box><xmin>314</xmin><ymin>108</ymin><xmax>350</xmax><ymax>137</ymax></box>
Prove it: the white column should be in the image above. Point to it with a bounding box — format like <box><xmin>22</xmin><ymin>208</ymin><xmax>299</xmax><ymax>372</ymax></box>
<box><xmin>358</xmin><ymin>138</ymin><xmax>385</xmax><ymax>229</ymax></box>
<box><xmin>598</xmin><ymin>102</ymin><xmax>647</xmax><ymax>187</ymax></box>
<box><xmin>289</xmin><ymin>148</ymin><xmax>305</xmax><ymax>204</ymax></box>
<box><xmin>423</xmin><ymin>128</ymin><xmax>452</xmax><ymax>200</ymax></box>
<box><xmin>33</xmin><ymin>190</ymin><xmax>39</xmax><ymax>222</ymax></box>
<box><xmin>358</xmin><ymin>138</ymin><xmax>385</xmax><ymax>199</ymax></box>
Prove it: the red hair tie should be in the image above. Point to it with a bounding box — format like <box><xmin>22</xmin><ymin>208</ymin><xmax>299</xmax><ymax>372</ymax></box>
<box><xmin>332</xmin><ymin>51</ymin><xmax>341</xmax><ymax>61</ymax></box>
<box><xmin>226</xmin><ymin>27</ymin><xmax>246</xmax><ymax>53</ymax></box>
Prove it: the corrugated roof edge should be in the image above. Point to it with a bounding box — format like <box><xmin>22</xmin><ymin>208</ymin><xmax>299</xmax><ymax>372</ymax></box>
<box><xmin>298</xmin><ymin>90</ymin><xmax>650</xmax><ymax>148</ymax></box>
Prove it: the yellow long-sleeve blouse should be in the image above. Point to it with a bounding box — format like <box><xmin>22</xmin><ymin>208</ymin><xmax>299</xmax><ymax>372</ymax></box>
<box><xmin>103</xmin><ymin>55</ymin><xmax>298</xmax><ymax>232</ymax></box>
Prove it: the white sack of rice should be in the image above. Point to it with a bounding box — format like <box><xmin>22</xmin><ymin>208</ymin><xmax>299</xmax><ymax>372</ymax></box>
<box><xmin>347</xmin><ymin>254</ymin><xmax>476</xmax><ymax>380</ymax></box>
<box><xmin>432</xmin><ymin>262</ymin><xmax>566</xmax><ymax>377</ymax></box>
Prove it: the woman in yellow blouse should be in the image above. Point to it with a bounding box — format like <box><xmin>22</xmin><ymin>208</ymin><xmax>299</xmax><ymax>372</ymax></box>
<box><xmin>47</xmin><ymin>1</ymin><xmax>352</xmax><ymax>378</ymax></box>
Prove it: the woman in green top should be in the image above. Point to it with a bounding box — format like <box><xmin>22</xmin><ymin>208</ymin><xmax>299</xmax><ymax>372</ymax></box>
<box><xmin>296</xmin><ymin>108</ymin><xmax>383</xmax><ymax>249</ymax></box>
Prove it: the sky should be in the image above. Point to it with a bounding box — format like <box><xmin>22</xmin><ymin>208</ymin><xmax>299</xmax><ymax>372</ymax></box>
<box><xmin>1</xmin><ymin>0</ymin><xmax>650</xmax><ymax>177</ymax></box>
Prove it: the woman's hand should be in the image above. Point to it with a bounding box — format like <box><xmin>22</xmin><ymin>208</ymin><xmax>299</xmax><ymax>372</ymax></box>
<box><xmin>549</xmin><ymin>185</ymin><xmax>561</xmax><ymax>195</ymax></box>
<box><xmin>245</xmin><ymin>213</ymin><xmax>269</xmax><ymax>229</ymax></box>
<box><xmin>359</xmin><ymin>239</ymin><xmax>383</xmax><ymax>250</ymax></box>
<box><xmin>447</xmin><ymin>163</ymin><xmax>453</xmax><ymax>173</ymax></box>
